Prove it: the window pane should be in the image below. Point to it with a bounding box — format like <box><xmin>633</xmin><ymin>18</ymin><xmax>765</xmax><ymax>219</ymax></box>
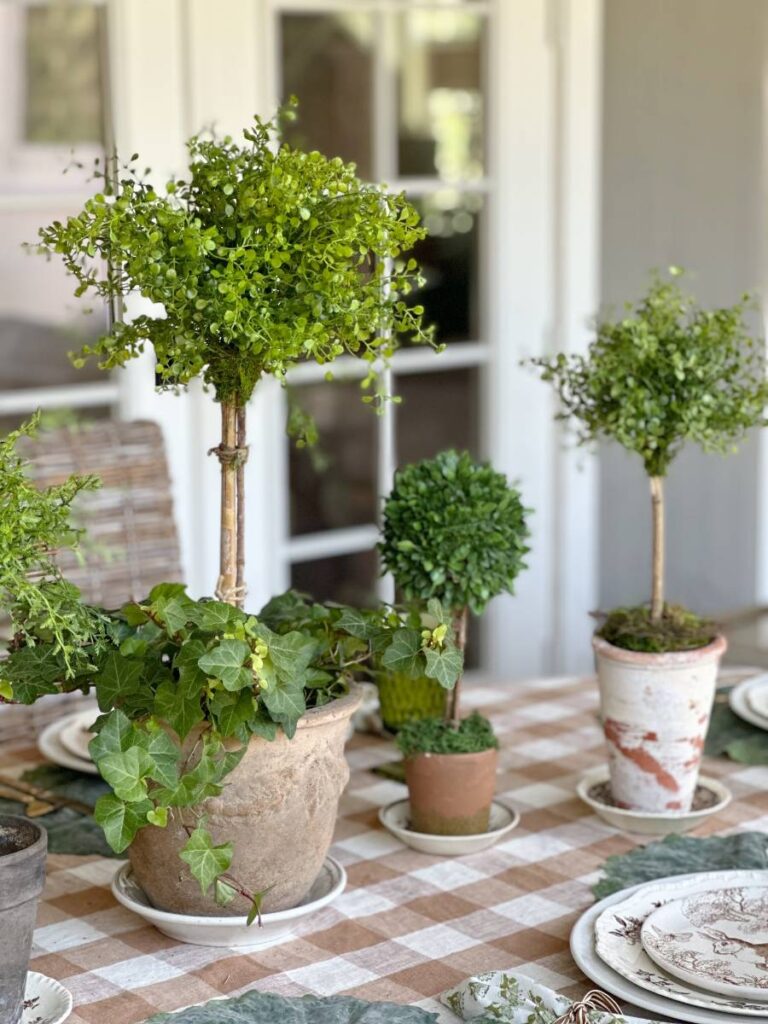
<box><xmin>291</xmin><ymin>549</ymin><xmax>378</xmax><ymax>607</ymax></box>
<box><xmin>397</xmin><ymin>10</ymin><xmax>485</xmax><ymax>181</ymax></box>
<box><xmin>24</xmin><ymin>5</ymin><xmax>104</xmax><ymax>144</ymax></box>
<box><xmin>0</xmin><ymin>209</ymin><xmax>107</xmax><ymax>389</ymax></box>
<box><xmin>289</xmin><ymin>381</ymin><xmax>377</xmax><ymax>536</ymax></box>
<box><xmin>408</xmin><ymin>192</ymin><xmax>482</xmax><ymax>344</ymax></box>
<box><xmin>396</xmin><ymin>367</ymin><xmax>480</xmax><ymax>467</ymax></box>
<box><xmin>280</xmin><ymin>13</ymin><xmax>374</xmax><ymax>179</ymax></box>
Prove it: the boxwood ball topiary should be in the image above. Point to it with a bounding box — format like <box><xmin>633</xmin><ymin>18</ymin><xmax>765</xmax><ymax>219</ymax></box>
<box><xmin>379</xmin><ymin>450</ymin><xmax>530</xmax><ymax>616</ymax></box>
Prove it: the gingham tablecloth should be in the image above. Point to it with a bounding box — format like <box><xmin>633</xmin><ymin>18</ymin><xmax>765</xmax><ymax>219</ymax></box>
<box><xmin>4</xmin><ymin>674</ymin><xmax>768</xmax><ymax>1024</ymax></box>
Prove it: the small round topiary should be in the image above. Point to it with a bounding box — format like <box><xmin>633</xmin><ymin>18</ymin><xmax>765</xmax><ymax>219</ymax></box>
<box><xmin>379</xmin><ymin>449</ymin><xmax>530</xmax><ymax>617</ymax></box>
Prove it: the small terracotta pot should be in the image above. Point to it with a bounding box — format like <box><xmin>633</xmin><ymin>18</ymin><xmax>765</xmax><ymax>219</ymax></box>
<box><xmin>404</xmin><ymin>747</ymin><xmax>498</xmax><ymax>836</ymax></box>
<box><xmin>593</xmin><ymin>633</ymin><xmax>727</xmax><ymax>814</ymax></box>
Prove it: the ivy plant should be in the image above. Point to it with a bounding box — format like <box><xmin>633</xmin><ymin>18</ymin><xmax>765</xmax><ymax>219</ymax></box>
<box><xmin>4</xmin><ymin>581</ymin><xmax>462</xmax><ymax>915</ymax></box>
<box><xmin>35</xmin><ymin>101</ymin><xmax>436</xmax><ymax>607</ymax></box>
<box><xmin>529</xmin><ymin>269</ymin><xmax>768</xmax><ymax>646</ymax></box>
<box><xmin>379</xmin><ymin>449</ymin><xmax>530</xmax><ymax>728</ymax></box>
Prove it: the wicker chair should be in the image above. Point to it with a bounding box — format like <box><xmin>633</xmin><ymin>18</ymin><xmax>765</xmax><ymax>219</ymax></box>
<box><xmin>0</xmin><ymin>419</ymin><xmax>183</xmax><ymax>738</ymax></box>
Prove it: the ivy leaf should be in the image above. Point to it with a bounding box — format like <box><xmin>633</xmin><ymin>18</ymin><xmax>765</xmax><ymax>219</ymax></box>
<box><xmin>153</xmin><ymin>594</ymin><xmax>195</xmax><ymax>635</ymax></box>
<box><xmin>211</xmin><ymin>690</ymin><xmax>255</xmax><ymax>740</ymax></box>
<box><xmin>423</xmin><ymin>646</ymin><xmax>463</xmax><ymax>689</ymax></box>
<box><xmin>148</xmin><ymin>582</ymin><xmax>188</xmax><ymax>603</ymax></box>
<box><xmin>261</xmin><ymin>678</ymin><xmax>306</xmax><ymax>738</ymax></box>
<box><xmin>97</xmin><ymin>747</ymin><xmax>153</xmax><ymax>802</ymax></box>
<box><xmin>3</xmin><ymin>646</ymin><xmax>62</xmax><ymax>703</ymax></box>
<box><xmin>121</xmin><ymin>602</ymin><xmax>149</xmax><ymax>626</ymax></box>
<box><xmin>138</xmin><ymin>723</ymin><xmax>181</xmax><ymax>789</ymax></box>
<box><xmin>96</xmin><ymin>651</ymin><xmax>145</xmax><ymax>712</ymax></box>
<box><xmin>180</xmin><ymin>826</ymin><xmax>233</xmax><ymax>895</ymax></box>
<box><xmin>154</xmin><ymin>670</ymin><xmax>205</xmax><ymax>740</ymax></box>
<box><xmin>94</xmin><ymin>793</ymin><xmax>152</xmax><ymax>853</ymax></box>
<box><xmin>381</xmin><ymin>628</ymin><xmax>422</xmax><ymax>677</ymax></box>
<box><xmin>335</xmin><ymin>607</ymin><xmax>382</xmax><ymax>640</ymax></box>
<box><xmin>254</xmin><ymin>624</ymin><xmax>315</xmax><ymax>677</ymax></box>
<box><xmin>215</xmin><ymin>878</ymin><xmax>237</xmax><ymax>907</ymax></box>
<box><xmin>195</xmin><ymin>600</ymin><xmax>240</xmax><ymax>633</ymax></box>
<box><xmin>147</xmin><ymin>806</ymin><xmax>168</xmax><ymax>828</ymax></box>
<box><xmin>89</xmin><ymin>707</ymin><xmax>134</xmax><ymax>761</ymax></box>
<box><xmin>198</xmin><ymin>639</ymin><xmax>252</xmax><ymax>691</ymax></box>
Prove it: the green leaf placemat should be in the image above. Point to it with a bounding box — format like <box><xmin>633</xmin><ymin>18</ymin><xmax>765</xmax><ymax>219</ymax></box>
<box><xmin>705</xmin><ymin>689</ymin><xmax>768</xmax><ymax>764</ymax></box>
<box><xmin>371</xmin><ymin>759</ymin><xmax>405</xmax><ymax>783</ymax></box>
<box><xmin>21</xmin><ymin>763</ymin><xmax>111</xmax><ymax>808</ymax></box>
<box><xmin>593</xmin><ymin>832</ymin><xmax>768</xmax><ymax>900</ymax></box>
<box><xmin>0</xmin><ymin>796</ymin><xmax>117</xmax><ymax>857</ymax></box>
<box><xmin>145</xmin><ymin>992</ymin><xmax>439</xmax><ymax>1023</ymax></box>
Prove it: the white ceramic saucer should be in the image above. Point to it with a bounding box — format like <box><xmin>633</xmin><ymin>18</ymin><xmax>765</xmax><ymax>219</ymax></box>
<box><xmin>378</xmin><ymin>798</ymin><xmax>520</xmax><ymax>855</ymax></box>
<box><xmin>38</xmin><ymin>713</ymin><xmax>99</xmax><ymax>776</ymax></box>
<box><xmin>730</xmin><ymin>675</ymin><xmax>768</xmax><ymax>731</ymax></box>
<box><xmin>577</xmin><ymin>764</ymin><xmax>731</xmax><ymax>835</ymax></box>
<box><xmin>112</xmin><ymin>857</ymin><xmax>346</xmax><ymax>948</ymax></box>
<box><xmin>23</xmin><ymin>972</ymin><xmax>73</xmax><ymax>1024</ymax></box>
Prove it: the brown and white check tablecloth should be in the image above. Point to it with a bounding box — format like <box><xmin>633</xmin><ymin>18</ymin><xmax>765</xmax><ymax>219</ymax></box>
<box><xmin>3</xmin><ymin>675</ymin><xmax>768</xmax><ymax>1024</ymax></box>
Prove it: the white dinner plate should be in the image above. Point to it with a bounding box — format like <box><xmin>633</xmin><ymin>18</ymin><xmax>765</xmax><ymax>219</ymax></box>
<box><xmin>571</xmin><ymin>872</ymin><xmax>768</xmax><ymax>1024</ymax></box>
<box><xmin>642</xmin><ymin>886</ymin><xmax>768</xmax><ymax>1001</ymax></box>
<box><xmin>58</xmin><ymin>709</ymin><xmax>99</xmax><ymax>762</ymax></box>
<box><xmin>730</xmin><ymin>675</ymin><xmax>768</xmax><ymax>731</ymax></box>
<box><xmin>38</xmin><ymin>714</ymin><xmax>100</xmax><ymax>775</ymax></box>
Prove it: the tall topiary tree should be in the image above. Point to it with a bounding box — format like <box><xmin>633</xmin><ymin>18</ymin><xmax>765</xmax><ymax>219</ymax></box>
<box><xmin>379</xmin><ymin>450</ymin><xmax>530</xmax><ymax>723</ymax></box>
<box><xmin>530</xmin><ymin>269</ymin><xmax>768</xmax><ymax>633</ymax></box>
<box><xmin>36</xmin><ymin>103</ymin><xmax>434</xmax><ymax>606</ymax></box>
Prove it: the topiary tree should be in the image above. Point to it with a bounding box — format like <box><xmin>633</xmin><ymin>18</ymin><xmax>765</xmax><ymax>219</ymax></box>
<box><xmin>530</xmin><ymin>268</ymin><xmax>768</xmax><ymax>631</ymax></box>
<box><xmin>379</xmin><ymin>449</ymin><xmax>530</xmax><ymax>723</ymax></box>
<box><xmin>35</xmin><ymin>102</ymin><xmax>434</xmax><ymax>607</ymax></box>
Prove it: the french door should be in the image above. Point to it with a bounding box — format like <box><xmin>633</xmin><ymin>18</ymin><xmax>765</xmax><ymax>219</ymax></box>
<box><xmin>0</xmin><ymin>0</ymin><xmax>602</xmax><ymax>679</ymax></box>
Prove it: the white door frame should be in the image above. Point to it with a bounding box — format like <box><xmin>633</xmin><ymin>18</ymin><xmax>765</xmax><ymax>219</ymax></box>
<box><xmin>106</xmin><ymin>0</ymin><xmax>603</xmax><ymax>677</ymax></box>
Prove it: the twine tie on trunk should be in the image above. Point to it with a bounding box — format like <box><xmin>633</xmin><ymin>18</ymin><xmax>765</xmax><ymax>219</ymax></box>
<box><xmin>208</xmin><ymin>443</ymin><xmax>249</xmax><ymax>467</ymax></box>
<box><xmin>553</xmin><ymin>990</ymin><xmax>623</xmax><ymax>1024</ymax></box>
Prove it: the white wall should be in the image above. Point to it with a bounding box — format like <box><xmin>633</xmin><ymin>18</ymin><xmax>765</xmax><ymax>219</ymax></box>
<box><xmin>600</xmin><ymin>0</ymin><xmax>766</xmax><ymax>617</ymax></box>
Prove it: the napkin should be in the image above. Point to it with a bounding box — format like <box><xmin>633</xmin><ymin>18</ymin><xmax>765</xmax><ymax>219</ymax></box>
<box><xmin>441</xmin><ymin>970</ymin><xmax>659</xmax><ymax>1024</ymax></box>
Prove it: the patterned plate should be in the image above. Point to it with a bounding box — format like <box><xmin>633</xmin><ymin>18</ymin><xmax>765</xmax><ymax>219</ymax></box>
<box><xmin>642</xmin><ymin>887</ymin><xmax>768</xmax><ymax>1001</ymax></box>
<box><xmin>594</xmin><ymin>870</ymin><xmax>768</xmax><ymax>1016</ymax></box>
<box><xmin>23</xmin><ymin>972</ymin><xmax>73</xmax><ymax>1024</ymax></box>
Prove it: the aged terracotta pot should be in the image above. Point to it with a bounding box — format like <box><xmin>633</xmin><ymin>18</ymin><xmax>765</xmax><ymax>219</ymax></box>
<box><xmin>593</xmin><ymin>633</ymin><xmax>727</xmax><ymax>814</ymax></box>
<box><xmin>0</xmin><ymin>816</ymin><xmax>47</xmax><ymax>1024</ymax></box>
<box><xmin>404</xmin><ymin>747</ymin><xmax>498</xmax><ymax>835</ymax></box>
<box><xmin>129</xmin><ymin>687</ymin><xmax>361</xmax><ymax>916</ymax></box>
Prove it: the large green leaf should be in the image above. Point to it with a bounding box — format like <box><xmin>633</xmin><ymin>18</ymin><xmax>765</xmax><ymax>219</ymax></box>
<box><xmin>261</xmin><ymin>677</ymin><xmax>306</xmax><ymax>738</ymax></box>
<box><xmin>210</xmin><ymin>690</ymin><xmax>255</xmax><ymax>740</ymax></box>
<box><xmin>180</xmin><ymin>826</ymin><xmax>233</xmax><ymax>895</ymax></box>
<box><xmin>423</xmin><ymin>646</ymin><xmax>462</xmax><ymax>689</ymax></box>
<box><xmin>96</xmin><ymin>651</ymin><xmax>145</xmax><ymax>712</ymax></box>
<box><xmin>138</xmin><ymin>722</ymin><xmax>181</xmax><ymax>789</ymax></box>
<box><xmin>195</xmin><ymin>600</ymin><xmax>241</xmax><ymax>633</ymax></box>
<box><xmin>97</xmin><ymin>746</ymin><xmax>152</xmax><ymax>802</ymax></box>
<box><xmin>380</xmin><ymin>628</ymin><xmax>422</xmax><ymax>677</ymax></box>
<box><xmin>154</xmin><ymin>670</ymin><xmax>205</xmax><ymax>740</ymax></box>
<box><xmin>4</xmin><ymin>646</ymin><xmax>62</xmax><ymax>703</ymax></box>
<box><xmin>89</xmin><ymin>707</ymin><xmax>134</xmax><ymax>761</ymax></box>
<box><xmin>94</xmin><ymin>793</ymin><xmax>152</xmax><ymax>853</ymax></box>
<box><xmin>197</xmin><ymin>639</ymin><xmax>252</xmax><ymax>691</ymax></box>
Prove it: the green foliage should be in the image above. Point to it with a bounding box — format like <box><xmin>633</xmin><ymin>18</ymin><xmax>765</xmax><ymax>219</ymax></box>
<box><xmin>0</xmin><ymin>415</ymin><xmax>110</xmax><ymax>683</ymax></box>
<box><xmin>379</xmin><ymin>450</ymin><xmax>530</xmax><ymax>616</ymax></box>
<box><xmin>529</xmin><ymin>269</ymin><xmax>768</xmax><ymax>477</ymax></box>
<box><xmin>396</xmin><ymin>712</ymin><xmax>498</xmax><ymax>757</ymax></box>
<box><xmin>5</xmin><ymin>585</ymin><xmax>462</xmax><ymax>906</ymax></box>
<box><xmin>597</xmin><ymin>603</ymin><xmax>717</xmax><ymax>653</ymax></box>
<box><xmin>35</xmin><ymin>101</ymin><xmax>435</xmax><ymax>405</ymax></box>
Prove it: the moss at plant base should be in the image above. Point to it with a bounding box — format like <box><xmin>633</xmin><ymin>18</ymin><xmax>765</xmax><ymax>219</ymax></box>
<box><xmin>396</xmin><ymin>712</ymin><xmax>498</xmax><ymax>757</ymax></box>
<box><xmin>596</xmin><ymin>603</ymin><xmax>718</xmax><ymax>654</ymax></box>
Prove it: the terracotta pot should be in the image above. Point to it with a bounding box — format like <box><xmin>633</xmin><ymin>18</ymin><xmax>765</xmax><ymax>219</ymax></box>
<box><xmin>376</xmin><ymin>671</ymin><xmax>447</xmax><ymax>732</ymax></box>
<box><xmin>129</xmin><ymin>688</ymin><xmax>361</xmax><ymax>916</ymax></box>
<box><xmin>404</xmin><ymin>747</ymin><xmax>498</xmax><ymax>835</ymax></box>
<box><xmin>0</xmin><ymin>816</ymin><xmax>47</xmax><ymax>1024</ymax></box>
<box><xmin>593</xmin><ymin>633</ymin><xmax>727</xmax><ymax>814</ymax></box>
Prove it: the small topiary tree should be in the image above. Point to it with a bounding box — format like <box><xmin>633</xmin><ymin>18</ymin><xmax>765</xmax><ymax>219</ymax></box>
<box><xmin>379</xmin><ymin>449</ymin><xmax>530</xmax><ymax>723</ymax></box>
<box><xmin>530</xmin><ymin>269</ymin><xmax>768</xmax><ymax>644</ymax></box>
<box><xmin>35</xmin><ymin>101</ymin><xmax>434</xmax><ymax>607</ymax></box>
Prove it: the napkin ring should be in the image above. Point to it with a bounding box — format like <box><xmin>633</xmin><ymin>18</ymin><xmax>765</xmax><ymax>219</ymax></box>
<box><xmin>553</xmin><ymin>988</ymin><xmax>623</xmax><ymax>1024</ymax></box>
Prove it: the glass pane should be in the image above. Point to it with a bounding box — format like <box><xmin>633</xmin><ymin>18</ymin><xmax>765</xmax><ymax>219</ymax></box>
<box><xmin>396</xmin><ymin>367</ymin><xmax>480</xmax><ymax>468</ymax></box>
<box><xmin>408</xmin><ymin>192</ymin><xmax>482</xmax><ymax>344</ymax></box>
<box><xmin>24</xmin><ymin>5</ymin><xmax>104</xmax><ymax>144</ymax></box>
<box><xmin>0</xmin><ymin>210</ymin><xmax>107</xmax><ymax>389</ymax></box>
<box><xmin>289</xmin><ymin>381</ymin><xmax>377</xmax><ymax>536</ymax></box>
<box><xmin>397</xmin><ymin>10</ymin><xmax>485</xmax><ymax>181</ymax></box>
<box><xmin>280</xmin><ymin>13</ymin><xmax>374</xmax><ymax>179</ymax></box>
<box><xmin>291</xmin><ymin>549</ymin><xmax>378</xmax><ymax>607</ymax></box>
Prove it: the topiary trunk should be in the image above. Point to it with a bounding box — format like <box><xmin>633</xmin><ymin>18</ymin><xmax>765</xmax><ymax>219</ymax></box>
<box><xmin>213</xmin><ymin>399</ymin><xmax>248</xmax><ymax>608</ymax></box>
<box><xmin>650</xmin><ymin>475</ymin><xmax>665</xmax><ymax>622</ymax></box>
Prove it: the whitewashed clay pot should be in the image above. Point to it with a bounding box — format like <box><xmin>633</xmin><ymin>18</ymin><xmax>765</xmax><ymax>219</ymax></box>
<box><xmin>592</xmin><ymin>634</ymin><xmax>726</xmax><ymax>814</ymax></box>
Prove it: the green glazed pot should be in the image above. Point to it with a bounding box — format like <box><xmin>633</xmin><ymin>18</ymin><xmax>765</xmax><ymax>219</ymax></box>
<box><xmin>376</xmin><ymin>671</ymin><xmax>447</xmax><ymax>732</ymax></box>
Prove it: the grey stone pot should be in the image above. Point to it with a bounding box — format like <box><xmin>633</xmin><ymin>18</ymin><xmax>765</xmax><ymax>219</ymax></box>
<box><xmin>0</xmin><ymin>816</ymin><xmax>47</xmax><ymax>1024</ymax></box>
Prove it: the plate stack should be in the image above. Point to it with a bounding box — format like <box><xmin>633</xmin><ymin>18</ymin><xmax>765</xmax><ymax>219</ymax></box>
<box><xmin>38</xmin><ymin>705</ymin><xmax>100</xmax><ymax>776</ymax></box>
<box><xmin>730</xmin><ymin>675</ymin><xmax>768</xmax><ymax>730</ymax></box>
<box><xmin>571</xmin><ymin>870</ymin><xmax>768</xmax><ymax>1024</ymax></box>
